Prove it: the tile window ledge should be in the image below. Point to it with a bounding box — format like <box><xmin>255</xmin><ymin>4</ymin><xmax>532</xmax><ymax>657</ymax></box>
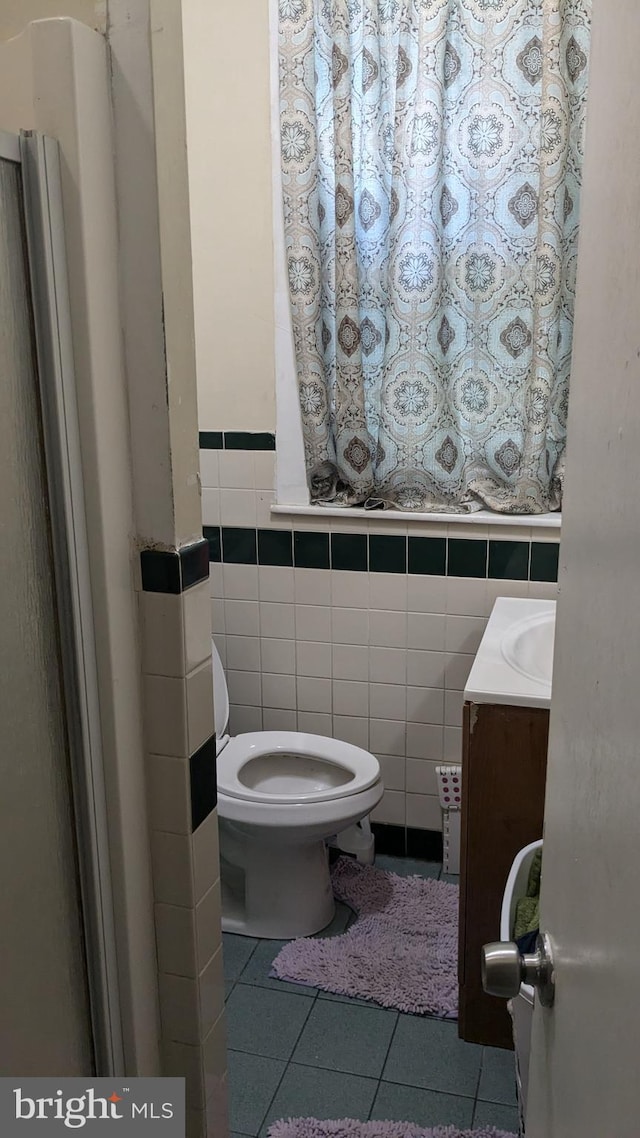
<box><xmin>271</xmin><ymin>503</ymin><xmax>562</xmax><ymax>531</ymax></box>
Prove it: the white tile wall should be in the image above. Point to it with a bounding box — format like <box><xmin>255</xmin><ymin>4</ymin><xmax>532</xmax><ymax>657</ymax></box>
<box><xmin>259</xmin><ymin>565</ymin><xmax>294</xmax><ymax>602</ymax></box>
<box><xmin>263</xmin><ymin>708</ymin><xmax>297</xmax><ymax>731</ymax></box>
<box><xmin>185</xmin><ymin>661</ymin><xmax>215</xmax><ymax>754</ymax></box>
<box><xmin>298</xmin><ymin>675</ymin><xmax>332</xmax><ymax>713</ymax></box>
<box><xmin>295</xmin><ymin>605</ymin><xmax>331</xmax><ymax>642</ymax></box>
<box><xmin>261</xmin><ymin>601</ymin><xmax>296</xmax><ymax>639</ymax></box>
<box><xmin>295</xmin><ymin>568</ymin><xmax>331</xmax><ymax>606</ymax></box>
<box><xmin>333</xmin><ymin>679</ymin><xmax>368</xmax><ymax>717</ymax></box>
<box><xmin>224</xmin><ymin>599</ymin><xmax>259</xmax><ymax>637</ymax></box>
<box><xmin>202</xmin><ymin>448</ymin><xmax>560</xmax><ymax>833</ymax></box>
<box><xmin>297</xmin><ymin>640</ymin><xmax>332</xmax><ymax>677</ymax></box>
<box><xmin>333</xmin><ymin>715</ymin><xmax>369</xmax><ymax>748</ymax></box>
<box><xmin>332</xmin><ymin>607</ymin><xmax>369</xmax><ymax>644</ymax></box>
<box><xmin>140</xmin><ymin>563</ymin><xmax>224</xmax><ymax>1129</ymax></box>
<box><xmin>262</xmin><ymin>672</ymin><xmax>297</xmax><ymax>710</ymax></box>
<box><xmin>222</xmin><ymin>564</ymin><xmax>258</xmax><ymax>601</ymax></box>
<box><xmin>220</xmin><ymin>489</ymin><xmax>256</xmax><ymax>527</ymax></box>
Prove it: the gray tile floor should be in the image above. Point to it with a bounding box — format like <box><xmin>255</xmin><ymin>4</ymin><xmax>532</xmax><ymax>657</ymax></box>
<box><xmin>224</xmin><ymin>854</ymin><xmax>519</xmax><ymax>1137</ymax></box>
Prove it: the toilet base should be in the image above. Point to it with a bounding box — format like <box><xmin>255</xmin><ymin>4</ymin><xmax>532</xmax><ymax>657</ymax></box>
<box><xmin>220</xmin><ymin>821</ymin><xmax>336</xmax><ymax>939</ymax></box>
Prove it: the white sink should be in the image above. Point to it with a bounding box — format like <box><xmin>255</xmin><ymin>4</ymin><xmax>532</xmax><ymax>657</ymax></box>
<box><xmin>500</xmin><ymin>611</ymin><xmax>555</xmax><ymax>686</ymax></box>
<box><xmin>464</xmin><ymin>598</ymin><xmax>556</xmax><ymax>709</ymax></box>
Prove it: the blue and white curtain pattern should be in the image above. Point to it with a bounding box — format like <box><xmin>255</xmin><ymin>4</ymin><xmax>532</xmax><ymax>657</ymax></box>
<box><xmin>279</xmin><ymin>0</ymin><xmax>591</xmax><ymax>512</ymax></box>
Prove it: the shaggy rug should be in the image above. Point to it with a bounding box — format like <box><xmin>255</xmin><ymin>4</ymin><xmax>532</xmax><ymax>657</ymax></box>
<box><xmin>271</xmin><ymin>857</ymin><xmax>459</xmax><ymax>1017</ymax></box>
<box><xmin>268</xmin><ymin>1121</ymin><xmax>514</xmax><ymax>1138</ymax></box>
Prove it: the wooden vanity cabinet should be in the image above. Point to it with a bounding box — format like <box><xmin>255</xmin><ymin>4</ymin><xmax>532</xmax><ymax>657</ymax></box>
<box><xmin>458</xmin><ymin>701</ymin><xmax>549</xmax><ymax>1049</ymax></box>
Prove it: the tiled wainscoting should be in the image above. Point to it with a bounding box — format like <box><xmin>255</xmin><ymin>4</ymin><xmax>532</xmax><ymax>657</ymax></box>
<box><xmin>139</xmin><ymin>541</ymin><xmax>227</xmax><ymax>1138</ymax></box>
<box><xmin>200</xmin><ymin>433</ymin><xmax>560</xmax><ymax>835</ymax></box>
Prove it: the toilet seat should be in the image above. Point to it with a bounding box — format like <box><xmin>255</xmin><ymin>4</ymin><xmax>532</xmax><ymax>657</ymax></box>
<box><xmin>217</xmin><ymin>731</ymin><xmax>379</xmax><ymax>804</ymax></box>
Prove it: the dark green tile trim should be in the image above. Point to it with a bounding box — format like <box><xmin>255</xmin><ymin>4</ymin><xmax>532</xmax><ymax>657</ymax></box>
<box><xmin>488</xmin><ymin>540</ymin><xmax>529</xmax><ymax>581</ymax></box>
<box><xmin>448</xmin><ymin>537</ymin><xmax>488</xmax><ymax>578</ymax></box>
<box><xmin>180</xmin><ymin>539</ymin><xmax>210</xmax><ymax>590</ymax></box>
<box><xmin>371</xmin><ymin>822</ymin><xmax>443</xmax><ymax>860</ymax></box>
<box><xmin>203</xmin><ymin>525</ymin><xmax>221</xmax><ymax>563</ymax></box>
<box><xmin>330</xmin><ymin>532</ymin><xmax>368</xmax><ymax>572</ymax></box>
<box><xmin>140</xmin><ymin>549</ymin><xmax>181</xmax><ymax>593</ymax></box>
<box><xmin>530</xmin><ymin>541</ymin><xmax>560</xmax><ymax>582</ymax></box>
<box><xmin>190</xmin><ymin>734</ymin><xmax>217</xmax><ymax>831</ymax></box>
<box><xmin>199</xmin><ymin>431</ymin><xmax>224</xmax><ymax>449</ymax></box>
<box><xmin>407</xmin><ymin>827</ymin><xmax>444</xmax><ymax>861</ymax></box>
<box><xmin>198</xmin><ymin>431</ymin><xmax>276</xmax><ymax>450</ymax></box>
<box><xmin>221</xmin><ymin>526</ymin><xmax>257</xmax><ymax>564</ymax></box>
<box><xmin>408</xmin><ymin>536</ymin><xmax>446</xmax><ymax>576</ymax></box>
<box><xmin>294</xmin><ymin>530</ymin><xmax>330</xmax><ymax>569</ymax></box>
<box><xmin>257</xmin><ymin>528</ymin><xmax>293</xmax><ymax>567</ymax></box>
<box><xmin>371</xmin><ymin>822</ymin><xmax>406</xmax><ymax>857</ymax></box>
<box><xmin>140</xmin><ymin>538</ymin><xmax>209</xmax><ymax>593</ymax></box>
<box><xmin>224</xmin><ymin>431</ymin><xmax>276</xmax><ymax>451</ymax></box>
<box><xmin>211</xmin><ymin>524</ymin><xmax>560</xmax><ymax>582</ymax></box>
<box><xmin>369</xmin><ymin>533</ymin><xmax>407</xmax><ymax>574</ymax></box>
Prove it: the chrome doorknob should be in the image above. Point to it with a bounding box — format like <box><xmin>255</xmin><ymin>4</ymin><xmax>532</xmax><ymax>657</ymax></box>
<box><xmin>481</xmin><ymin>932</ymin><xmax>555</xmax><ymax>1007</ymax></box>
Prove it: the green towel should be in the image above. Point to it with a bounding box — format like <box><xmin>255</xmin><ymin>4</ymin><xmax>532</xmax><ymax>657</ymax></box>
<box><xmin>513</xmin><ymin>849</ymin><xmax>542</xmax><ymax>940</ymax></box>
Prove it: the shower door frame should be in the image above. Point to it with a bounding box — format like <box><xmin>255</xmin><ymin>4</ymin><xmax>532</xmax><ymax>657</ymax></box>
<box><xmin>1</xmin><ymin>126</ymin><xmax>124</xmax><ymax>1076</ymax></box>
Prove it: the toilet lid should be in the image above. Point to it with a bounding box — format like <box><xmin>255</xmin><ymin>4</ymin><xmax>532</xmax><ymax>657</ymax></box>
<box><xmin>217</xmin><ymin>731</ymin><xmax>380</xmax><ymax>804</ymax></box>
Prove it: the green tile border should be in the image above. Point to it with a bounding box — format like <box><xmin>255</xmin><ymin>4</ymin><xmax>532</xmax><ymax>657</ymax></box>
<box><xmin>257</xmin><ymin>528</ymin><xmax>293</xmax><ymax>567</ymax></box>
<box><xmin>204</xmin><ymin>525</ymin><xmax>559</xmax><ymax>583</ymax></box>
<box><xmin>372</xmin><ymin>822</ymin><xmax>444</xmax><ymax>861</ymax></box>
<box><xmin>331</xmin><ymin>532</ymin><xmax>368</xmax><ymax>572</ymax></box>
<box><xmin>408</xmin><ymin>536</ymin><xmax>446</xmax><ymax>576</ymax></box>
<box><xmin>293</xmin><ymin>530</ymin><xmax>330</xmax><ymax>569</ymax></box>
<box><xmin>199</xmin><ymin>431</ymin><xmax>276</xmax><ymax>451</ymax></box>
<box><xmin>488</xmin><ymin>539</ymin><xmax>529</xmax><ymax>581</ymax></box>
<box><xmin>448</xmin><ymin>538</ymin><xmax>488</xmax><ymax>578</ymax></box>
<box><xmin>369</xmin><ymin>534</ymin><xmax>407</xmax><ymax>574</ymax></box>
<box><xmin>530</xmin><ymin>541</ymin><xmax>560</xmax><ymax>582</ymax></box>
<box><xmin>140</xmin><ymin>538</ymin><xmax>209</xmax><ymax>593</ymax></box>
<box><xmin>221</xmin><ymin>526</ymin><xmax>257</xmax><ymax>564</ymax></box>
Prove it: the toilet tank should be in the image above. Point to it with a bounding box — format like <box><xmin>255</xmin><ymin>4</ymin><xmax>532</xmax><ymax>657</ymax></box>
<box><xmin>211</xmin><ymin>638</ymin><xmax>230</xmax><ymax>739</ymax></box>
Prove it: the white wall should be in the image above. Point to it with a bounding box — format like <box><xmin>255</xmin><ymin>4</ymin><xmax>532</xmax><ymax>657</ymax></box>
<box><xmin>183</xmin><ymin>0</ymin><xmax>276</xmax><ymax>431</ymax></box>
<box><xmin>0</xmin><ymin>0</ymin><xmax>103</xmax><ymax>40</ymax></box>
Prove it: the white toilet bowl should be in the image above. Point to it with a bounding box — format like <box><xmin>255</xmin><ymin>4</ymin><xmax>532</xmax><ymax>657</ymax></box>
<box><xmin>211</xmin><ymin>641</ymin><xmax>383</xmax><ymax>939</ymax></box>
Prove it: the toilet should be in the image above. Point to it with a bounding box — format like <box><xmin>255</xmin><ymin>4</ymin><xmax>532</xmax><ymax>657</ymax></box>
<box><xmin>211</xmin><ymin>641</ymin><xmax>384</xmax><ymax>939</ymax></box>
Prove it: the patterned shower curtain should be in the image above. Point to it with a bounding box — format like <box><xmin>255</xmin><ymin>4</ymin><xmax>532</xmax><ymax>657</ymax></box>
<box><xmin>279</xmin><ymin>0</ymin><xmax>591</xmax><ymax>513</ymax></box>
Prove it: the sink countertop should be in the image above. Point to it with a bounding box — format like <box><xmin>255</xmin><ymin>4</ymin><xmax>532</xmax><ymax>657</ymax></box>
<box><xmin>464</xmin><ymin>597</ymin><xmax>556</xmax><ymax>710</ymax></box>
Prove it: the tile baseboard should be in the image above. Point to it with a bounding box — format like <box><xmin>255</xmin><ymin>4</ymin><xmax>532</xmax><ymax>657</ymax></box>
<box><xmin>372</xmin><ymin>822</ymin><xmax>444</xmax><ymax>862</ymax></box>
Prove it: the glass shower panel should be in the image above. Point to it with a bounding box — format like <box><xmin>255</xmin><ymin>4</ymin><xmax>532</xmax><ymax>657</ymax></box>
<box><xmin>0</xmin><ymin>155</ymin><xmax>94</xmax><ymax>1074</ymax></box>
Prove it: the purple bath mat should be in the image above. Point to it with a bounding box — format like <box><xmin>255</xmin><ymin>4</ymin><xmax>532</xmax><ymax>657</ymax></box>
<box><xmin>268</xmin><ymin>1121</ymin><xmax>514</xmax><ymax>1138</ymax></box>
<box><xmin>271</xmin><ymin>857</ymin><xmax>459</xmax><ymax>1017</ymax></box>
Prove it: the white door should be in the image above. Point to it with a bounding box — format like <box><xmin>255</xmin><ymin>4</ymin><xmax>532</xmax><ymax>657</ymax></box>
<box><xmin>525</xmin><ymin>3</ymin><xmax>640</xmax><ymax>1135</ymax></box>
